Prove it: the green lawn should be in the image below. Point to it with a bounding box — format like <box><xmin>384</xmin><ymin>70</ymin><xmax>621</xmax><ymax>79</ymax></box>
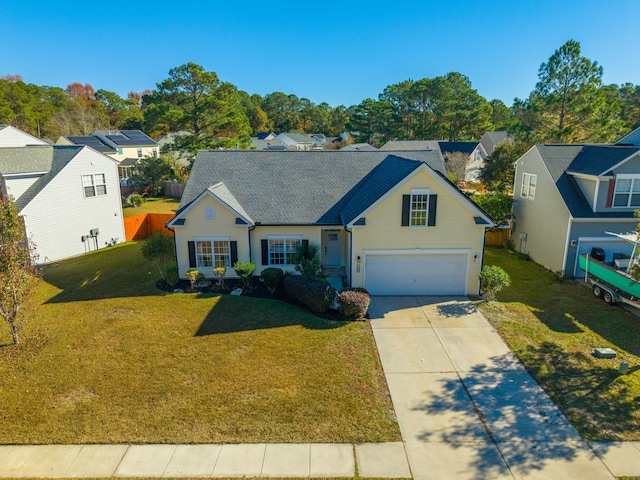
<box><xmin>123</xmin><ymin>196</ymin><xmax>181</xmax><ymax>218</ymax></box>
<box><xmin>0</xmin><ymin>243</ymin><xmax>399</xmax><ymax>444</ymax></box>
<box><xmin>479</xmin><ymin>247</ymin><xmax>640</xmax><ymax>441</ymax></box>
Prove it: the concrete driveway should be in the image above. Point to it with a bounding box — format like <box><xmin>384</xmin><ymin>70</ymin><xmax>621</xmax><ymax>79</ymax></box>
<box><xmin>369</xmin><ymin>296</ymin><xmax>615</xmax><ymax>480</ymax></box>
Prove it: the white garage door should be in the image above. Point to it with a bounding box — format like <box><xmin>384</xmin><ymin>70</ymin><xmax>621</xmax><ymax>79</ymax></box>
<box><xmin>364</xmin><ymin>252</ymin><xmax>468</xmax><ymax>295</ymax></box>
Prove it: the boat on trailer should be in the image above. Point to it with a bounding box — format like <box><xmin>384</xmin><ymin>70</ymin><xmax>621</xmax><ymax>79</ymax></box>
<box><xmin>578</xmin><ymin>231</ymin><xmax>640</xmax><ymax>304</ymax></box>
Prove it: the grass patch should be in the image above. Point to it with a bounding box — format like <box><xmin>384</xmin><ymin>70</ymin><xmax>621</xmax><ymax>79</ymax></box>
<box><xmin>0</xmin><ymin>243</ymin><xmax>399</xmax><ymax>444</ymax></box>
<box><xmin>478</xmin><ymin>247</ymin><xmax>640</xmax><ymax>441</ymax></box>
<box><xmin>123</xmin><ymin>196</ymin><xmax>180</xmax><ymax>218</ymax></box>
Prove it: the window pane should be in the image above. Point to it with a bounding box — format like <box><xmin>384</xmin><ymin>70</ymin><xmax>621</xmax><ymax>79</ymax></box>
<box><xmin>84</xmin><ymin>186</ymin><xmax>95</xmax><ymax>197</ymax></box>
<box><xmin>614</xmin><ymin>194</ymin><xmax>630</xmax><ymax>207</ymax></box>
<box><xmin>82</xmin><ymin>175</ymin><xmax>94</xmax><ymax>187</ymax></box>
<box><xmin>631</xmin><ymin>194</ymin><xmax>640</xmax><ymax>207</ymax></box>
<box><xmin>213</xmin><ymin>240</ymin><xmax>230</xmax><ymax>267</ymax></box>
<box><xmin>410</xmin><ymin>193</ymin><xmax>428</xmax><ymax>226</ymax></box>
<box><xmin>95</xmin><ymin>173</ymin><xmax>106</xmax><ymax>184</ymax></box>
<box><xmin>269</xmin><ymin>239</ymin><xmax>284</xmax><ymax>265</ymax></box>
<box><xmin>616</xmin><ymin>179</ymin><xmax>632</xmax><ymax>193</ymax></box>
<box><xmin>96</xmin><ymin>184</ymin><xmax>107</xmax><ymax>195</ymax></box>
<box><xmin>286</xmin><ymin>239</ymin><xmax>301</xmax><ymax>265</ymax></box>
<box><xmin>196</xmin><ymin>241</ymin><xmax>213</xmax><ymax>267</ymax></box>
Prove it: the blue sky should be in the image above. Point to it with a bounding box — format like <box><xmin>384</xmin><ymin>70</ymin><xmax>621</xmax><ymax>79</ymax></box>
<box><xmin>2</xmin><ymin>0</ymin><xmax>638</xmax><ymax>108</ymax></box>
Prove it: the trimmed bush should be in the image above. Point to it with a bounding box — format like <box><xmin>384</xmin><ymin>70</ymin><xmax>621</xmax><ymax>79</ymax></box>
<box><xmin>261</xmin><ymin>267</ymin><xmax>284</xmax><ymax>293</ymax></box>
<box><xmin>479</xmin><ymin>265</ymin><xmax>511</xmax><ymax>301</ymax></box>
<box><xmin>126</xmin><ymin>193</ymin><xmax>144</xmax><ymax>207</ymax></box>
<box><xmin>337</xmin><ymin>289</ymin><xmax>371</xmax><ymax>319</ymax></box>
<box><xmin>284</xmin><ymin>274</ymin><xmax>336</xmax><ymax>313</ymax></box>
<box><xmin>233</xmin><ymin>261</ymin><xmax>255</xmax><ymax>288</ymax></box>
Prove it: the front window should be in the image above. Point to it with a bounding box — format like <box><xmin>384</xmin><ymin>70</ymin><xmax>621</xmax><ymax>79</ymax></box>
<box><xmin>613</xmin><ymin>175</ymin><xmax>640</xmax><ymax>207</ymax></box>
<box><xmin>137</xmin><ymin>148</ymin><xmax>143</xmax><ymax>158</ymax></box>
<box><xmin>269</xmin><ymin>236</ymin><xmax>301</xmax><ymax>265</ymax></box>
<box><xmin>82</xmin><ymin>173</ymin><xmax>107</xmax><ymax>197</ymax></box>
<box><xmin>195</xmin><ymin>239</ymin><xmax>230</xmax><ymax>267</ymax></box>
<box><xmin>410</xmin><ymin>189</ymin><xmax>429</xmax><ymax>226</ymax></box>
<box><xmin>521</xmin><ymin>173</ymin><xmax>536</xmax><ymax>200</ymax></box>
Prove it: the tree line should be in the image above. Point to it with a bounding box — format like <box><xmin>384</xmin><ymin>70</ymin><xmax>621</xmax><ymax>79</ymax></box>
<box><xmin>1</xmin><ymin>40</ymin><xmax>639</xmax><ymax>157</ymax></box>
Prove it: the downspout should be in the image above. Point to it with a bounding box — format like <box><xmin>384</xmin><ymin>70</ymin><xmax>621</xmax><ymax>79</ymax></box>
<box><xmin>248</xmin><ymin>225</ymin><xmax>255</xmax><ymax>263</ymax></box>
<box><xmin>344</xmin><ymin>226</ymin><xmax>353</xmax><ymax>287</ymax></box>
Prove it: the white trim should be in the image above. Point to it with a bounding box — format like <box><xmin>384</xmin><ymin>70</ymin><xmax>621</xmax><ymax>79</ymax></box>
<box><xmin>409</xmin><ymin>188</ymin><xmax>430</xmax><ymax>227</ymax></box>
<box><xmin>592</xmin><ymin>178</ymin><xmax>601</xmax><ymax>212</ymax></box>
<box><xmin>600</xmin><ymin>151</ymin><xmax>640</xmax><ymax>176</ymax></box>
<box><xmin>572</xmin><ymin>217</ymin><xmax>638</xmax><ymax>223</ymax></box>
<box><xmin>566</xmin><ymin>171</ymin><xmax>600</xmax><ymax>180</ymax></box>
<box><xmin>561</xmin><ymin>218</ymin><xmax>574</xmax><ymax>277</ymax></box>
<box><xmin>193</xmin><ymin>237</ymin><xmax>231</xmax><ymax>268</ymax></box>
<box><xmin>167</xmin><ymin>189</ymin><xmax>252</xmax><ymax>227</ymax></box>
<box><xmin>612</xmin><ymin>174</ymin><xmax>640</xmax><ymax>208</ymax></box>
<box><xmin>347</xmin><ymin>163</ymin><xmax>493</xmax><ymax>227</ymax></box>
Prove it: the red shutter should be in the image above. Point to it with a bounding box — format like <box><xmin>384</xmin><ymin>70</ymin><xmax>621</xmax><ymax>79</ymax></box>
<box><xmin>606</xmin><ymin>179</ymin><xmax>616</xmax><ymax>208</ymax></box>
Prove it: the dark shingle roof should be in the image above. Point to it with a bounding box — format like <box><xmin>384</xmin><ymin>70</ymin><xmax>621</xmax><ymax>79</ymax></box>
<box><xmin>439</xmin><ymin>141</ymin><xmax>478</xmax><ymax>156</ymax></box>
<box><xmin>536</xmin><ymin>144</ymin><xmax>640</xmax><ymax>218</ymax></box>
<box><xmin>0</xmin><ymin>146</ymin><xmax>83</xmax><ymax>210</ymax></box>
<box><xmin>0</xmin><ymin>145</ymin><xmax>55</xmax><ymax>174</ymax></box>
<box><xmin>180</xmin><ymin>150</ymin><xmax>447</xmax><ymax>225</ymax></box>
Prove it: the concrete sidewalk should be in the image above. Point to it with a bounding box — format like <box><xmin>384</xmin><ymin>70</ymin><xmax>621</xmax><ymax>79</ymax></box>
<box><xmin>0</xmin><ymin>442</ymin><xmax>415</xmax><ymax>478</ymax></box>
<box><xmin>369</xmin><ymin>296</ymin><xmax>640</xmax><ymax>480</ymax></box>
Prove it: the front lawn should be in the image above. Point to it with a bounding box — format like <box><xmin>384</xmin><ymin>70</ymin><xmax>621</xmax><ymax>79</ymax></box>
<box><xmin>479</xmin><ymin>247</ymin><xmax>640</xmax><ymax>441</ymax></box>
<box><xmin>0</xmin><ymin>243</ymin><xmax>399</xmax><ymax>444</ymax></box>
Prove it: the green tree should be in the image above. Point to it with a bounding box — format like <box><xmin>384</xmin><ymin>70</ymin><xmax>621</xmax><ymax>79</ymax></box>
<box><xmin>141</xmin><ymin>232</ymin><xmax>177</xmax><ymax>283</ymax></box>
<box><xmin>470</xmin><ymin>192</ymin><xmax>514</xmax><ymax>226</ymax></box>
<box><xmin>514</xmin><ymin>40</ymin><xmax>624</xmax><ymax>143</ymax></box>
<box><xmin>0</xmin><ymin>199</ymin><xmax>40</xmax><ymax>344</ymax></box>
<box><xmin>143</xmin><ymin>63</ymin><xmax>251</xmax><ymax>155</ymax></box>
<box><xmin>129</xmin><ymin>155</ymin><xmax>176</xmax><ymax>196</ymax></box>
<box><xmin>479</xmin><ymin>141</ymin><xmax>529</xmax><ymax>192</ymax></box>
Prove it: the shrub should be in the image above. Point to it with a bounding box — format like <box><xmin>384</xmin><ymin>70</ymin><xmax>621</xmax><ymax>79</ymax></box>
<box><xmin>284</xmin><ymin>274</ymin><xmax>336</xmax><ymax>313</ymax></box>
<box><xmin>233</xmin><ymin>261</ymin><xmax>255</xmax><ymax>288</ymax></box>
<box><xmin>479</xmin><ymin>265</ymin><xmax>511</xmax><ymax>301</ymax></box>
<box><xmin>212</xmin><ymin>266</ymin><xmax>226</xmax><ymax>285</ymax></box>
<box><xmin>261</xmin><ymin>267</ymin><xmax>284</xmax><ymax>294</ymax></box>
<box><xmin>126</xmin><ymin>193</ymin><xmax>144</xmax><ymax>207</ymax></box>
<box><xmin>165</xmin><ymin>265</ymin><xmax>179</xmax><ymax>287</ymax></box>
<box><xmin>185</xmin><ymin>269</ymin><xmax>199</xmax><ymax>288</ymax></box>
<box><xmin>294</xmin><ymin>243</ymin><xmax>323</xmax><ymax>277</ymax></box>
<box><xmin>337</xmin><ymin>289</ymin><xmax>371</xmax><ymax>319</ymax></box>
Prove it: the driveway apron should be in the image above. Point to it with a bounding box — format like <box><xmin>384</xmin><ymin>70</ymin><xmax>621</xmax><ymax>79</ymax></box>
<box><xmin>368</xmin><ymin>296</ymin><xmax>615</xmax><ymax>480</ymax></box>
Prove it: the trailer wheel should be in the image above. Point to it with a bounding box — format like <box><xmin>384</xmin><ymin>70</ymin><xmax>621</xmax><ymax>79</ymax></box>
<box><xmin>603</xmin><ymin>291</ymin><xmax>614</xmax><ymax>304</ymax></box>
<box><xmin>592</xmin><ymin>284</ymin><xmax>603</xmax><ymax>298</ymax></box>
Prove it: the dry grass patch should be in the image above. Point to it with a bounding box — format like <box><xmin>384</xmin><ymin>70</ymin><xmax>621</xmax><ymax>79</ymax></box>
<box><xmin>479</xmin><ymin>247</ymin><xmax>640</xmax><ymax>441</ymax></box>
<box><xmin>0</xmin><ymin>243</ymin><xmax>399</xmax><ymax>444</ymax></box>
<box><xmin>123</xmin><ymin>196</ymin><xmax>180</xmax><ymax>218</ymax></box>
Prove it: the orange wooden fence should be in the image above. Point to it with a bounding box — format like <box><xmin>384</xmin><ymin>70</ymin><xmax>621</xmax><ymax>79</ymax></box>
<box><xmin>124</xmin><ymin>213</ymin><xmax>175</xmax><ymax>241</ymax></box>
<box><xmin>485</xmin><ymin>228</ymin><xmax>512</xmax><ymax>247</ymax></box>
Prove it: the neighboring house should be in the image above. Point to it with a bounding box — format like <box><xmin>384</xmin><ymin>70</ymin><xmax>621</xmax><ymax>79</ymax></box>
<box><xmin>250</xmin><ymin>137</ymin><xmax>289</xmax><ymax>151</ymax></box>
<box><xmin>58</xmin><ymin>129</ymin><xmax>159</xmax><ymax>181</ymax></box>
<box><xmin>0</xmin><ymin>125</ymin><xmax>49</xmax><ymax>147</ymax></box>
<box><xmin>0</xmin><ymin>143</ymin><xmax>125</xmax><ymax>263</ymax></box>
<box><xmin>275</xmin><ymin>132</ymin><xmax>320</xmax><ymax>150</ymax></box>
<box><xmin>512</xmin><ymin>142</ymin><xmax>640</xmax><ymax>277</ymax></box>
<box><xmin>341</xmin><ymin>143</ymin><xmax>378</xmax><ymax>151</ymax></box>
<box><xmin>468</xmin><ymin>131</ymin><xmax>512</xmax><ymax>182</ymax></box>
<box><xmin>380</xmin><ymin>140</ymin><xmax>480</xmax><ymax>181</ymax></box>
<box><xmin>167</xmin><ymin>151</ymin><xmax>494</xmax><ymax>295</ymax></box>
<box><xmin>156</xmin><ymin>131</ymin><xmax>193</xmax><ymax>166</ymax></box>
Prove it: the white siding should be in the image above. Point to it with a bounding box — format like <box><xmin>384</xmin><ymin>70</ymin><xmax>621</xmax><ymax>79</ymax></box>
<box><xmin>4</xmin><ymin>175</ymin><xmax>42</xmax><ymax>200</ymax></box>
<box><xmin>0</xmin><ymin>126</ymin><xmax>47</xmax><ymax>147</ymax></box>
<box><xmin>20</xmin><ymin>148</ymin><xmax>125</xmax><ymax>263</ymax></box>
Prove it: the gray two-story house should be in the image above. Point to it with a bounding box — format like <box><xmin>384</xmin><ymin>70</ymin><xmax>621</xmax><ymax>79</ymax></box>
<box><xmin>512</xmin><ymin>132</ymin><xmax>640</xmax><ymax>277</ymax></box>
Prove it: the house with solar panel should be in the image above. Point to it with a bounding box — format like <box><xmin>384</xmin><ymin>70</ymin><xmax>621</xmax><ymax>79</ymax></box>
<box><xmin>0</xmin><ymin>127</ymin><xmax>125</xmax><ymax>263</ymax></box>
<box><xmin>512</xmin><ymin>127</ymin><xmax>640</xmax><ymax>277</ymax></box>
<box><xmin>57</xmin><ymin>130</ymin><xmax>158</xmax><ymax>182</ymax></box>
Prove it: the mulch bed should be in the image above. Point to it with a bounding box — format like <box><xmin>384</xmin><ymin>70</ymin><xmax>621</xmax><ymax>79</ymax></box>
<box><xmin>155</xmin><ymin>277</ymin><xmax>365</xmax><ymax>322</ymax></box>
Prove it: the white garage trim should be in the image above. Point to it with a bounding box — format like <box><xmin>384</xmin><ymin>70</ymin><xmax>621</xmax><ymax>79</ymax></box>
<box><xmin>363</xmin><ymin>249</ymin><xmax>471</xmax><ymax>295</ymax></box>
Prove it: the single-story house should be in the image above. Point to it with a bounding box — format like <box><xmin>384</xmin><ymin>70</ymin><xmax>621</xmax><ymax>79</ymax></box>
<box><xmin>512</xmin><ymin>136</ymin><xmax>640</xmax><ymax>277</ymax></box>
<box><xmin>167</xmin><ymin>150</ymin><xmax>494</xmax><ymax>295</ymax></box>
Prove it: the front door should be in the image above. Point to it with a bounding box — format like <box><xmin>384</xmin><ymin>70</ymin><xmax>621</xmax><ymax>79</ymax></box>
<box><xmin>323</xmin><ymin>230</ymin><xmax>341</xmax><ymax>267</ymax></box>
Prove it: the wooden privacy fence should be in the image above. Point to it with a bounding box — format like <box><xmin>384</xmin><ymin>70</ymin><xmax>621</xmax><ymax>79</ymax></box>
<box><xmin>124</xmin><ymin>213</ymin><xmax>175</xmax><ymax>241</ymax></box>
<box><xmin>485</xmin><ymin>228</ymin><xmax>512</xmax><ymax>247</ymax></box>
<box><xmin>163</xmin><ymin>182</ymin><xmax>185</xmax><ymax>197</ymax></box>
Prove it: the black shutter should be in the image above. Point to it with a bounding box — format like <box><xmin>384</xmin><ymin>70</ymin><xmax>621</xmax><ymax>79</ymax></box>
<box><xmin>230</xmin><ymin>241</ymin><xmax>238</xmax><ymax>266</ymax></box>
<box><xmin>302</xmin><ymin>239</ymin><xmax>309</xmax><ymax>256</ymax></box>
<box><xmin>402</xmin><ymin>194</ymin><xmax>410</xmax><ymax>226</ymax></box>
<box><xmin>428</xmin><ymin>194</ymin><xmax>437</xmax><ymax>226</ymax></box>
<box><xmin>261</xmin><ymin>239</ymin><xmax>269</xmax><ymax>265</ymax></box>
<box><xmin>188</xmin><ymin>241</ymin><xmax>196</xmax><ymax>267</ymax></box>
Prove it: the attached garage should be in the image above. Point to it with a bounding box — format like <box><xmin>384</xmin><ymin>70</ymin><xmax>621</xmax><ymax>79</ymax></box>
<box><xmin>364</xmin><ymin>250</ymin><xmax>470</xmax><ymax>295</ymax></box>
